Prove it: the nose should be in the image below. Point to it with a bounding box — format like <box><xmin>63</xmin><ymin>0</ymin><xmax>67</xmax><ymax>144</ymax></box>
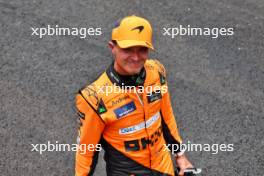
<box><xmin>131</xmin><ymin>50</ymin><xmax>140</xmax><ymax>62</ymax></box>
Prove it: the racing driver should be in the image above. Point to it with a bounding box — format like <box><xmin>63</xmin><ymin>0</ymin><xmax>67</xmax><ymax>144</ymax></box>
<box><xmin>75</xmin><ymin>15</ymin><xmax>194</xmax><ymax>176</ymax></box>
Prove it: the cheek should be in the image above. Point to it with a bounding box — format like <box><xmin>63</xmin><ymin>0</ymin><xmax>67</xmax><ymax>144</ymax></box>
<box><xmin>140</xmin><ymin>53</ymin><xmax>148</xmax><ymax>61</ymax></box>
<box><xmin>119</xmin><ymin>53</ymin><xmax>130</xmax><ymax>63</ymax></box>
<box><xmin>116</xmin><ymin>53</ymin><xmax>128</xmax><ymax>65</ymax></box>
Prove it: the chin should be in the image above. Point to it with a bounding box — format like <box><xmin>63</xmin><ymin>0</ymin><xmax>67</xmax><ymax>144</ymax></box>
<box><xmin>126</xmin><ymin>70</ymin><xmax>137</xmax><ymax>75</ymax></box>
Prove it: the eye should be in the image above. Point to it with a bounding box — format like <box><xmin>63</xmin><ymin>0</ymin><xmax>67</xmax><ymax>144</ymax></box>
<box><xmin>139</xmin><ymin>47</ymin><xmax>148</xmax><ymax>53</ymax></box>
<box><xmin>123</xmin><ymin>48</ymin><xmax>132</xmax><ymax>53</ymax></box>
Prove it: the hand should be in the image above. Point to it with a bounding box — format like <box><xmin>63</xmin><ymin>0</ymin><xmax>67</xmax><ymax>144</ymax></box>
<box><xmin>175</xmin><ymin>154</ymin><xmax>193</xmax><ymax>176</ymax></box>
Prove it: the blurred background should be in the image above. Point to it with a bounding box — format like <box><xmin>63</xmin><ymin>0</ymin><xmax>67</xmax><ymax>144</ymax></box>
<box><xmin>1</xmin><ymin>0</ymin><xmax>263</xmax><ymax>175</ymax></box>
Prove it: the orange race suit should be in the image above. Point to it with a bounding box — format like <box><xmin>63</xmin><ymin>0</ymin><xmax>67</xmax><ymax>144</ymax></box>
<box><xmin>75</xmin><ymin>59</ymin><xmax>183</xmax><ymax>176</ymax></box>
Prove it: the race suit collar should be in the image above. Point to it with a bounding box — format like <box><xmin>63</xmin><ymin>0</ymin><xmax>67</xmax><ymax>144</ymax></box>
<box><xmin>106</xmin><ymin>61</ymin><xmax>146</xmax><ymax>87</ymax></box>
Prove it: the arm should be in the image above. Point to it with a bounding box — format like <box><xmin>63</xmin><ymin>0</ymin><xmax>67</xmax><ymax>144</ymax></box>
<box><xmin>152</xmin><ymin>60</ymin><xmax>181</xmax><ymax>151</ymax></box>
<box><xmin>156</xmin><ymin>59</ymin><xmax>193</xmax><ymax>175</ymax></box>
<box><xmin>161</xmin><ymin>89</ymin><xmax>193</xmax><ymax>175</ymax></box>
<box><xmin>153</xmin><ymin>59</ymin><xmax>193</xmax><ymax>175</ymax></box>
<box><xmin>75</xmin><ymin>93</ymin><xmax>105</xmax><ymax>176</ymax></box>
<box><xmin>160</xmin><ymin>88</ymin><xmax>183</xmax><ymax>153</ymax></box>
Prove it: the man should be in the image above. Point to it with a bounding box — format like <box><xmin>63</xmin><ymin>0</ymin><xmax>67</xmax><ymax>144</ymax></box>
<box><xmin>75</xmin><ymin>15</ymin><xmax>193</xmax><ymax>176</ymax></box>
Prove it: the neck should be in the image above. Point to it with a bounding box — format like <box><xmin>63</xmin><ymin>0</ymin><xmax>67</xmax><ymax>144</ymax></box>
<box><xmin>106</xmin><ymin>61</ymin><xmax>146</xmax><ymax>87</ymax></box>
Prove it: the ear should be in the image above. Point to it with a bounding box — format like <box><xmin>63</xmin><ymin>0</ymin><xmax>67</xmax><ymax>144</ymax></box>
<box><xmin>108</xmin><ymin>41</ymin><xmax>115</xmax><ymax>50</ymax></box>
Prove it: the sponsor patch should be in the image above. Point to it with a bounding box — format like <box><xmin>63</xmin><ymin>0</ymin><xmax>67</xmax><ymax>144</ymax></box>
<box><xmin>119</xmin><ymin>112</ymin><xmax>160</xmax><ymax>134</ymax></box>
<box><xmin>159</xmin><ymin>72</ymin><xmax>166</xmax><ymax>85</ymax></box>
<box><xmin>97</xmin><ymin>99</ymin><xmax>107</xmax><ymax>114</ymax></box>
<box><xmin>147</xmin><ymin>91</ymin><xmax>162</xmax><ymax>103</ymax></box>
<box><xmin>111</xmin><ymin>95</ymin><xmax>129</xmax><ymax>106</ymax></box>
<box><xmin>114</xmin><ymin>101</ymin><xmax>136</xmax><ymax>119</ymax></box>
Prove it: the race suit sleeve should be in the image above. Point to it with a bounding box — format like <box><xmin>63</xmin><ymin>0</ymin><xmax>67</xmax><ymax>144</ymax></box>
<box><xmin>161</xmin><ymin>91</ymin><xmax>182</xmax><ymax>153</ymax></box>
<box><xmin>161</xmin><ymin>89</ymin><xmax>183</xmax><ymax>154</ymax></box>
<box><xmin>156</xmin><ymin>60</ymin><xmax>183</xmax><ymax>154</ymax></box>
<box><xmin>75</xmin><ymin>93</ymin><xmax>105</xmax><ymax>176</ymax></box>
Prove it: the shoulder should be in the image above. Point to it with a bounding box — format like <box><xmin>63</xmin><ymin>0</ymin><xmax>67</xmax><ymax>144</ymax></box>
<box><xmin>75</xmin><ymin>72</ymin><xmax>109</xmax><ymax>123</ymax></box>
<box><xmin>145</xmin><ymin>59</ymin><xmax>167</xmax><ymax>85</ymax></box>
<box><xmin>77</xmin><ymin>71</ymin><xmax>111</xmax><ymax>111</ymax></box>
<box><xmin>145</xmin><ymin>59</ymin><xmax>166</xmax><ymax>76</ymax></box>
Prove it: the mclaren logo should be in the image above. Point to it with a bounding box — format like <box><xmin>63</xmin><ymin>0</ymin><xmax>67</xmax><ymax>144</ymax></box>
<box><xmin>131</xmin><ymin>26</ymin><xmax>144</xmax><ymax>33</ymax></box>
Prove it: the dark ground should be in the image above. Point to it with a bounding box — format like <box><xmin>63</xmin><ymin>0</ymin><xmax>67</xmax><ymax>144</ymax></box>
<box><xmin>1</xmin><ymin>0</ymin><xmax>264</xmax><ymax>175</ymax></box>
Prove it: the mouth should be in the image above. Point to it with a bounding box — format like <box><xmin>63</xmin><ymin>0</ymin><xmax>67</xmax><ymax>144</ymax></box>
<box><xmin>129</xmin><ymin>61</ymin><xmax>143</xmax><ymax>68</ymax></box>
<box><xmin>130</xmin><ymin>64</ymin><xmax>142</xmax><ymax>71</ymax></box>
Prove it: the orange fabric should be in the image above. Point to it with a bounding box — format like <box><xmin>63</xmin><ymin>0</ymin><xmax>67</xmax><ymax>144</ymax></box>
<box><xmin>75</xmin><ymin>94</ymin><xmax>105</xmax><ymax>176</ymax></box>
<box><xmin>112</xmin><ymin>15</ymin><xmax>154</xmax><ymax>49</ymax></box>
<box><xmin>75</xmin><ymin>59</ymin><xmax>182</xmax><ymax>176</ymax></box>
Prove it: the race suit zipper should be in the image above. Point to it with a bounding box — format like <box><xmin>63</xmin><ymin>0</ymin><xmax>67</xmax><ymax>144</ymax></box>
<box><xmin>135</xmin><ymin>90</ymin><xmax>153</xmax><ymax>174</ymax></box>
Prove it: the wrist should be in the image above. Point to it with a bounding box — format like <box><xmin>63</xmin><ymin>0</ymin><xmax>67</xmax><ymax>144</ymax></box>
<box><xmin>175</xmin><ymin>148</ymin><xmax>186</xmax><ymax>158</ymax></box>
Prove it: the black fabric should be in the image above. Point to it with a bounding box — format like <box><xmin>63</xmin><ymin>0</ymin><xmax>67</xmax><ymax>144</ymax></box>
<box><xmin>88</xmin><ymin>150</ymin><xmax>100</xmax><ymax>176</ymax></box>
<box><xmin>160</xmin><ymin>111</ymin><xmax>181</xmax><ymax>153</ymax></box>
<box><xmin>158</xmin><ymin>72</ymin><xmax>166</xmax><ymax>85</ymax></box>
<box><xmin>106</xmin><ymin>61</ymin><xmax>146</xmax><ymax>87</ymax></box>
<box><xmin>147</xmin><ymin>91</ymin><xmax>162</xmax><ymax>103</ymax></box>
<box><xmin>101</xmin><ymin>138</ymin><xmax>171</xmax><ymax>176</ymax></box>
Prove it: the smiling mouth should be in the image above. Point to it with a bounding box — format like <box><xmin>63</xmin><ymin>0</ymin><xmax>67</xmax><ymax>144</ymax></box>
<box><xmin>129</xmin><ymin>62</ymin><xmax>142</xmax><ymax>66</ymax></box>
